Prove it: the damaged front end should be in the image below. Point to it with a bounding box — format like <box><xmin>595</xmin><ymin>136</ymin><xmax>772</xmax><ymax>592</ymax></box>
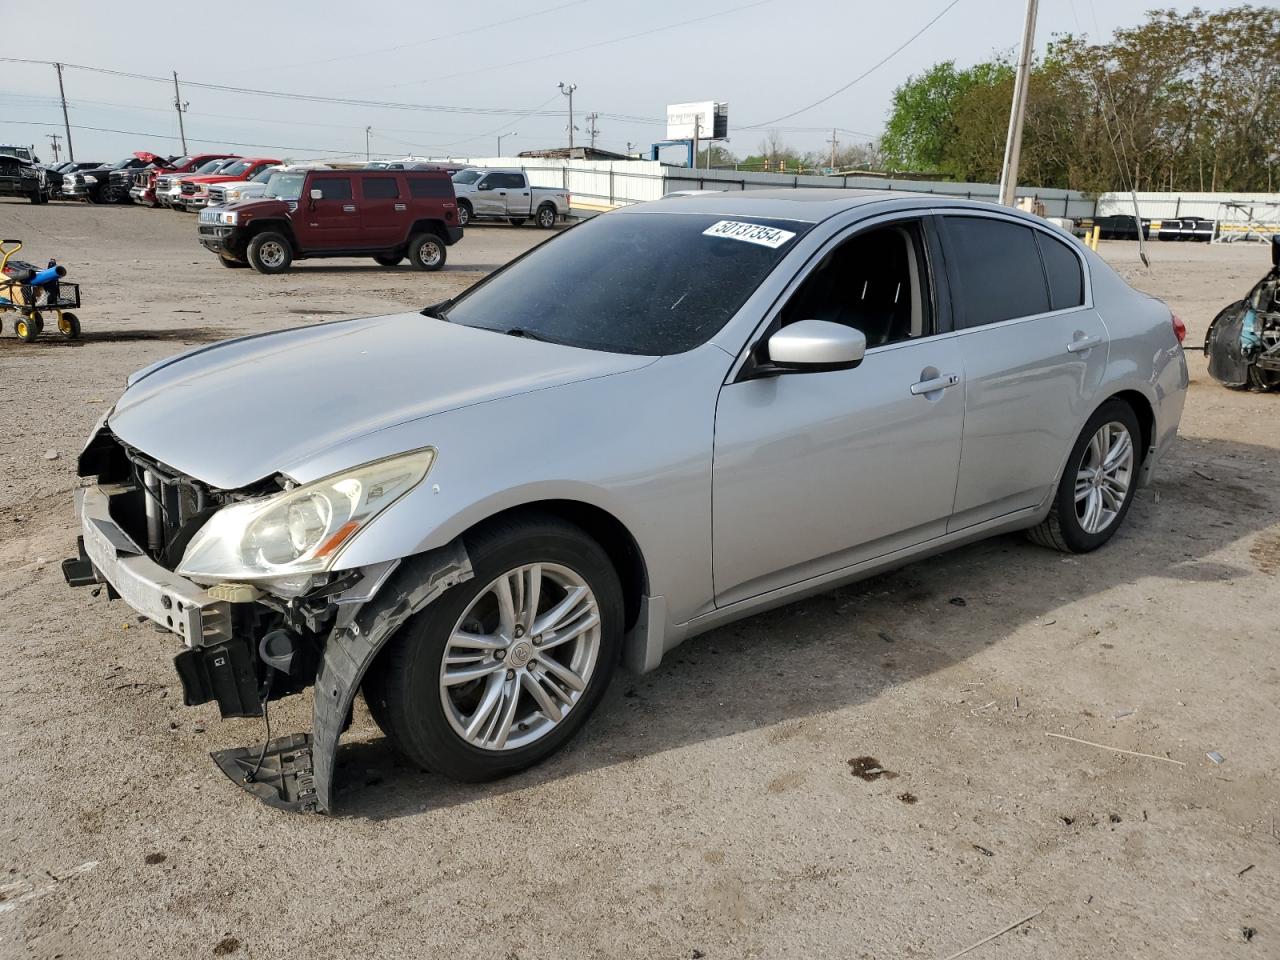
<box><xmin>62</xmin><ymin>428</ymin><xmax>471</xmax><ymax>813</ymax></box>
<box><xmin>1205</xmin><ymin>236</ymin><xmax>1280</xmax><ymax>391</ymax></box>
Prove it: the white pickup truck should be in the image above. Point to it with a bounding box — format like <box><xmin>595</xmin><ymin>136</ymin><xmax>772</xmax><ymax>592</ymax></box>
<box><xmin>450</xmin><ymin>168</ymin><xmax>569</xmax><ymax>228</ymax></box>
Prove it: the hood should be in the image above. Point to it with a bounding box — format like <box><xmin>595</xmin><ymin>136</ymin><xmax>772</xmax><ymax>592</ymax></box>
<box><xmin>107</xmin><ymin>313</ymin><xmax>653</xmax><ymax>489</ymax></box>
<box><xmin>133</xmin><ymin>151</ymin><xmax>165</xmax><ymax>164</ymax></box>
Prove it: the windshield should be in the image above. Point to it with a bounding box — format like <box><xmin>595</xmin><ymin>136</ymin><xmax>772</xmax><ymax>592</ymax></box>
<box><xmin>110</xmin><ymin>157</ymin><xmax>135</xmax><ymax>169</ymax></box>
<box><xmin>443</xmin><ymin>212</ymin><xmax>808</xmax><ymax>355</ymax></box>
<box><xmin>219</xmin><ymin>160</ymin><xmax>252</xmax><ymax>178</ymax></box>
<box><xmin>172</xmin><ymin>156</ymin><xmax>193</xmax><ymax>167</ymax></box>
<box><xmin>452</xmin><ymin>170</ymin><xmax>483</xmax><ymax>185</ymax></box>
<box><xmin>263</xmin><ymin>171</ymin><xmax>306</xmax><ymax>200</ymax></box>
<box><xmin>251</xmin><ymin>167</ymin><xmax>277</xmax><ymax>183</ymax></box>
<box><xmin>194</xmin><ymin>159</ymin><xmax>224</xmax><ymax>174</ymax></box>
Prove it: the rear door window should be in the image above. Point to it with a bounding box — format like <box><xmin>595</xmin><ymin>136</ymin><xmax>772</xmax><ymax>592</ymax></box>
<box><xmin>1036</xmin><ymin>231</ymin><xmax>1086</xmax><ymax>310</ymax></box>
<box><xmin>362</xmin><ymin>177</ymin><xmax>400</xmax><ymax>199</ymax></box>
<box><xmin>944</xmin><ymin>216</ymin><xmax>1050</xmax><ymax>327</ymax></box>
<box><xmin>408</xmin><ymin>176</ymin><xmax>453</xmax><ymax>198</ymax></box>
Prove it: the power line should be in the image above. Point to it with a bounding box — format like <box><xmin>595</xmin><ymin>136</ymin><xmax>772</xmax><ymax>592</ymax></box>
<box><xmin>742</xmin><ymin>0</ymin><xmax>964</xmax><ymax>128</ymax></box>
<box><xmin>0</xmin><ymin>119</ymin><xmax>370</xmax><ymax>157</ymax></box>
<box><xmin>269</xmin><ymin>0</ymin><xmax>594</xmax><ymax>72</ymax></box>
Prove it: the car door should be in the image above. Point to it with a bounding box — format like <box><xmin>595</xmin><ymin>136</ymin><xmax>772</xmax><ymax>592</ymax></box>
<box><xmin>501</xmin><ymin>172</ymin><xmax>532</xmax><ymax>217</ymax></box>
<box><xmin>358</xmin><ymin>174</ymin><xmax>408</xmax><ymax>248</ymax></box>
<box><xmin>712</xmin><ymin>216</ymin><xmax>966</xmax><ymax>607</ymax></box>
<box><xmin>471</xmin><ymin>174</ymin><xmax>505</xmax><ymax>217</ymax></box>
<box><xmin>939</xmin><ymin>213</ymin><xmax>1108</xmax><ymax>530</ymax></box>
<box><xmin>299</xmin><ymin>174</ymin><xmax>361</xmax><ymax>250</ymax></box>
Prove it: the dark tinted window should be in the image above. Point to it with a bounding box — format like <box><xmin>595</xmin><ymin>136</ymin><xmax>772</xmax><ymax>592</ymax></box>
<box><xmin>408</xmin><ymin>176</ymin><xmax>453</xmax><ymax>199</ymax></box>
<box><xmin>1036</xmin><ymin>231</ymin><xmax>1085</xmax><ymax>310</ymax></box>
<box><xmin>444</xmin><ymin>213</ymin><xmax>809</xmax><ymax>355</ymax></box>
<box><xmin>362</xmin><ymin>177</ymin><xmax>400</xmax><ymax>199</ymax></box>
<box><xmin>312</xmin><ymin>177</ymin><xmax>352</xmax><ymax>200</ymax></box>
<box><xmin>780</xmin><ymin>221</ymin><xmax>932</xmax><ymax>347</ymax></box>
<box><xmin>945</xmin><ymin>216</ymin><xmax>1050</xmax><ymax>326</ymax></box>
<box><xmin>498</xmin><ymin>173</ymin><xmax>526</xmax><ymax>188</ymax></box>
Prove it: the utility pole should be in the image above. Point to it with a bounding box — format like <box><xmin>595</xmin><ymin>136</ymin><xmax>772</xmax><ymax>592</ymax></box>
<box><xmin>691</xmin><ymin>118</ymin><xmax>702</xmax><ymax>170</ymax></box>
<box><xmin>827</xmin><ymin>128</ymin><xmax>839</xmax><ymax>171</ymax></box>
<box><xmin>997</xmin><ymin>0</ymin><xmax>1038</xmax><ymax>206</ymax></box>
<box><xmin>558</xmin><ymin>82</ymin><xmax>577</xmax><ymax>150</ymax></box>
<box><xmin>586</xmin><ymin>113</ymin><xmax>599</xmax><ymax>151</ymax></box>
<box><xmin>172</xmin><ymin>71</ymin><xmax>189</xmax><ymax>155</ymax></box>
<box><xmin>497</xmin><ymin>132</ymin><xmax>516</xmax><ymax>155</ymax></box>
<box><xmin>53</xmin><ymin>62</ymin><xmax>74</xmax><ymax>161</ymax></box>
<box><xmin>365</xmin><ymin>126</ymin><xmax>372</xmax><ymax>161</ymax></box>
<box><xmin>46</xmin><ymin>134</ymin><xmax>62</xmax><ymax>164</ymax></box>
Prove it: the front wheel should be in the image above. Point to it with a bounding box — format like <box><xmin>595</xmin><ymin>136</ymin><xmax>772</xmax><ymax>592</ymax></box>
<box><xmin>57</xmin><ymin>311</ymin><xmax>80</xmax><ymax>339</ymax></box>
<box><xmin>508</xmin><ymin>217</ymin><xmax>527</xmax><ymax>227</ymax></box>
<box><xmin>408</xmin><ymin>233</ymin><xmax>446</xmax><ymax>271</ymax></box>
<box><xmin>363</xmin><ymin>515</ymin><xmax>623</xmax><ymax>781</ymax></box>
<box><xmin>246</xmin><ymin>231</ymin><xmax>293</xmax><ymax>274</ymax></box>
<box><xmin>218</xmin><ymin>254</ymin><xmax>249</xmax><ymax>269</ymax></box>
<box><xmin>15</xmin><ymin>312</ymin><xmax>43</xmax><ymax>342</ymax></box>
<box><xmin>1027</xmin><ymin>399</ymin><xmax>1142</xmax><ymax>553</ymax></box>
<box><xmin>536</xmin><ymin>204</ymin><xmax>558</xmax><ymax>229</ymax></box>
<box><xmin>457</xmin><ymin>201</ymin><xmax>472</xmax><ymax>227</ymax></box>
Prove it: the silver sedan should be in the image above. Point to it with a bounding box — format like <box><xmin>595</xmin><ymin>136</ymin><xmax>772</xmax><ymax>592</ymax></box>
<box><xmin>65</xmin><ymin>190</ymin><xmax>1188</xmax><ymax>812</ymax></box>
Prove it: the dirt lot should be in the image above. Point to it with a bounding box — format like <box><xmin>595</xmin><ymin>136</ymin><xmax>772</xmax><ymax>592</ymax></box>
<box><xmin>1</xmin><ymin>201</ymin><xmax>1277</xmax><ymax>960</ymax></box>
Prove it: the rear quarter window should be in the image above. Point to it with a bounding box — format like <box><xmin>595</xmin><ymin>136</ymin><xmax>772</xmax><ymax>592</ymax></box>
<box><xmin>944</xmin><ymin>216</ymin><xmax>1050</xmax><ymax>327</ymax></box>
<box><xmin>1036</xmin><ymin>231</ymin><xmax>1086</xmax><ymax>310</ymax></box>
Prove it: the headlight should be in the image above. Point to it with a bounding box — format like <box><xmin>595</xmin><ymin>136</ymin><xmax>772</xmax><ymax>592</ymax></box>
<box><xmin>219</xmin><ymin>210</ymin><xmax>239</xmax><ymax>225</ymax></box>
<box><xmin>176</xmin><ymin>448</ymin><xmax>435</xmax><ymax>581</ymax></box>
<box><xmin>83</xmin><ymin>175</ymin><xmax>97</xmax><ymax>184</ymax></box>
<box><xmin>227</xmin><ymin>189</ymin><xmax>241</xmax><ymax>200</ymax></box>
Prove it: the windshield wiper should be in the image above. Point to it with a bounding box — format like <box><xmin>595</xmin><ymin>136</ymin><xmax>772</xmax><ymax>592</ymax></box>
<box><xmin>503</xmin><ymin>327</ymin><xmax>556</xmax><ymax>343</ymax></box>
<box><xmin>421</xmin><ymin>299</ymin><xmax>453</xmax><ymax>321</ymax></box>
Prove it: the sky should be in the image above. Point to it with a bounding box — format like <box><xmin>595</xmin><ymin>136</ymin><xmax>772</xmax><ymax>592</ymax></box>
<box><xmin>0</xmin><ymin>0</ymin><xmax>1244</xmax><ymax>166</ymax></box>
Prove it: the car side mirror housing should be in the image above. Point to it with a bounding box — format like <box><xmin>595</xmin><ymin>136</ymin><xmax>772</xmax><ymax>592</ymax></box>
<box><xmin>763</xmin><ymin>319</ymin><xmax>866</xmax><ymax>373</ymax></box>
<box><xmin>309</xmin><ymin>188</ymin><xmax>323</xmax><ymax>201</ymax></box>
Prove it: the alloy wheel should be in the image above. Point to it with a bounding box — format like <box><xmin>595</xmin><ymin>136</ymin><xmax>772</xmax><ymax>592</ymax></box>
<box><xmin>258</xmin><ymin>241</ymin><xmax>286</xmax><ymax>268</ymax></box>
<box><xmin>439</xmin><ymin>563</ymin><xmax>601</xmax><ymax>751</ymax></box>
<box><xmin>1074</xmin><ymin>421</ymin><xmax>1134</xmax><ymax>534</ymax></box>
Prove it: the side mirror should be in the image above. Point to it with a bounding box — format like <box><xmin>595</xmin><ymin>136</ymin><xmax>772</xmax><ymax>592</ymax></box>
<box><xmin>1271</xmin><ymin>235</ymin><xmax>1279</xmax><ymax>268</ymax></box>
<box><xmin>764</xmin><ymin>319</ymin><xmax>866</xmax><ymax>372</ymax></box>
<box><xmin>309</xmin><ymin>188</ymin><xmax>323</xmax><ymax>201</ymax></box>
<box><xmin>476</xmin><ymin>181</ymin><xmax>491</xmax><ymax>191</ymax></box>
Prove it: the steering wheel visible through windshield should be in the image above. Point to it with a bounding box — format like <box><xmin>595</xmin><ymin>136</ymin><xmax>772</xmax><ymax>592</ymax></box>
<box><xmin>440</xmin><ymin>212</ymin><xmax>809</xmax><ymax>355</ymax></box>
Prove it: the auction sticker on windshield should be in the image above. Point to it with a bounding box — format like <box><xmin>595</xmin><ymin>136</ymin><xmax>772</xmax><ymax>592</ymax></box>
<box><xmin>702</xmin><ymin>220</ymin><xmax>797</xmax><ymax>249</ymax></box>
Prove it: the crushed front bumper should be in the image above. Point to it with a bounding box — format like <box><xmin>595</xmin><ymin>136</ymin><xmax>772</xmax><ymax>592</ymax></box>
<box><xmin>67</xmin><ymin>484</ymin><xmax>232</xmax><ymax>646</ymax></box>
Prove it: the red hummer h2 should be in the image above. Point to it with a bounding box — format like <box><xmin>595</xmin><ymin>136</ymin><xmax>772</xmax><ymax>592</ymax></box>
<box><xmin>130</xmin><ymin>153</ymin><xmax>239</xmax><ymax>207</ymax></box>
<box><xmin>196</xmin><ymin>165</ymin><xmax>463</xmax><ymax>273</ymax></box>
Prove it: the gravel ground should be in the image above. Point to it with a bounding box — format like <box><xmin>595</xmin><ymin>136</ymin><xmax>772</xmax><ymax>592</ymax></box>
<box><xmin>1</xmin><ymin>201</ymin><xmax>1277</xmax><ymax>960</ymax></box>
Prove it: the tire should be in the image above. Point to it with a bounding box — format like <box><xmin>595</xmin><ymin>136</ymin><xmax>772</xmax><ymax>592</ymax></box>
<box><xmin>57</xmin><ymin>311</ymin><xmax>80</xmax><ymax>339</ymax></box>
<box><xmin>15</xmin><ymin>312</ymin><xmax>42</xmax><ymax>342</ymax></box>
<box><xmin>457</xmin><ymin>201</ymin><xmax>472</xmax><ymax>227</ymax></box>
<box><xmin>508</xmin><ymin>217</ymin><xmax>527</xmax><ymax>227</ymax></box>
<box><xmin>218</xmin><ymin>254</ymin><xmax>249</xmax><ymax>269</ymax></box>
<box><xmin>1249</xmin><ymin>366</ymin><xmax>1280</xmax><ymax>391</ymax></box>
<box><xmin>408</xmin><ymin>233</ymin><xmax>446</xmax><ymax>271</ymax></box>
<box><xmin>363</xmin><ymin>515</ymin><xmax>623</xmax><ymax>782</ymax></box>
<box><xmin>29</xmin><ymin>191</ymin><xmax>41</xmax><ymax>204</ymax></box>
<box><xmin>536</xmin><ymin>204</ymin><xmax>558</xmax><ymax>229</ymax></box>
<box><xmin>1027</xmin><ymin>399</ymin><xmax>1142</xmax><ymax>553</ymax></box>
<box><xmin>246</xmin><ymin>231</ymin><xmax>293</xmax><ymax>274</ymax></box>
<box><xmin>374</xmin><ymin>254</ymin><xmax>404</xmax><ymax>267</ymax></box>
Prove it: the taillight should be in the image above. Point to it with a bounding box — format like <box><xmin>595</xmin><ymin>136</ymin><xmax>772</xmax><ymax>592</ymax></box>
<box><xmin>1171</xmin><ymin>313</ymin><xmax>1186</xmax><ymax>344</ymax></box>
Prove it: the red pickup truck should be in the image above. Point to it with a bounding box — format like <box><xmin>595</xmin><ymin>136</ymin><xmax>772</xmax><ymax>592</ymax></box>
<box><xmin>196</xmin><ymin>165</ymin><xmax>463</xmax><ymax>273</ymax></box>
<box><xmin>130</xmin><ymin>153</ymin><xmax>239</xmax><ymax>207</ymax></box>
<box><xmin>176</xmin><ymin>157</ymin><xmax>281</xmax><ymax>211</ymax></box>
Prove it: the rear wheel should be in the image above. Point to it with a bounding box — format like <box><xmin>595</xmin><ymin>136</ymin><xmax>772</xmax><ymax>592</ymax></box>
<box><xmin>374</xmin><ymin>254</ymin><xmax>404</xmax><ymax>267</ymax></box>
<box><xmin>363</xmin><ymin>515</ymin><xmax>623</xmax><ymax>781</ymax></box>
<box><xmin>57</xmin><ymin>311</ymin><xmax>80</xmax><ymax>339</ymax></box>
<box><xmin>15</xmin><ymin>312</ymin><xmax>42</xmax><ymax>342</ymax></box>
<box><xmin>1027</xmin><ymin>399</ymin><xmax>1142</xmax><ymax>553</ymax></box>
<box><xmin>408</xmin><ymin>233</ymin><xmax>446</xmax><ymax>271</ymax></box>
<box><xmin>246</xmin><ymin>231</ymin><xmax>293</xmax><ymax>274</ymax></box>
<box><xmin>457</xmin><ymin>201</ymin><xmax>472</xmax><ymax>227</ymax></box>
<box><xmin>536</xmin><ymin>204</ymin><xmax>558</xmax><ymax>229</ymax></box>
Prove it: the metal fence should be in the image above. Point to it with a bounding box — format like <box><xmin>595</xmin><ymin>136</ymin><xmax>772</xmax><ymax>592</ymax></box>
<box><xmin>444</xmin><ymin>156</ymin><xmax>1280</xmax><ymax>238</ymax></box>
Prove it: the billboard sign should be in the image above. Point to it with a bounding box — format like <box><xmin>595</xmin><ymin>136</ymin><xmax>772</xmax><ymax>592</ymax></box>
<box><xmin>666</xmin><ymin>101</ymin><xmax>729</xmax><ymax>141</ymax></box>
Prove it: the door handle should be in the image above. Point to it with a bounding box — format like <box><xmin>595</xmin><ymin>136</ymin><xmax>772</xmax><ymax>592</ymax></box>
<box><xmin>909</xmin><ymin>373</ymin><xmax>960</xmax><ymax>396</ymax></box>
<box><xmin>1066</xmin><ymin>335</ymin><xmax>1103</xmax><ymax>353</ymax></box>
<box><xmin>498</xmin><ymin>191</ymin><xmax>507</xmax><ymax>196</ymax></box>
<box><xmin>342</xmin><ymin>204</ymin><xmax>357</xmax><ymax>212</ymax></box>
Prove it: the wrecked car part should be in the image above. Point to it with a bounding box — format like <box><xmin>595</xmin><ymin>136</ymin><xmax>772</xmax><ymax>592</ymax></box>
<box><xmin>1205</xmin><ymin>237</ymin><xmax>1280</xmax><ymax>390</ymax></box>
<box><xmin>215</xmin><ymin>540</ymin><xmax>472</xmax><ymax>813</ymax></box>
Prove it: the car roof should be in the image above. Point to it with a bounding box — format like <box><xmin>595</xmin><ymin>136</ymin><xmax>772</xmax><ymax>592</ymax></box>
<box><xmin>619</xmin><ymin>188</ymin><xmax>1029</xmax><ymax>225</ymax></box>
